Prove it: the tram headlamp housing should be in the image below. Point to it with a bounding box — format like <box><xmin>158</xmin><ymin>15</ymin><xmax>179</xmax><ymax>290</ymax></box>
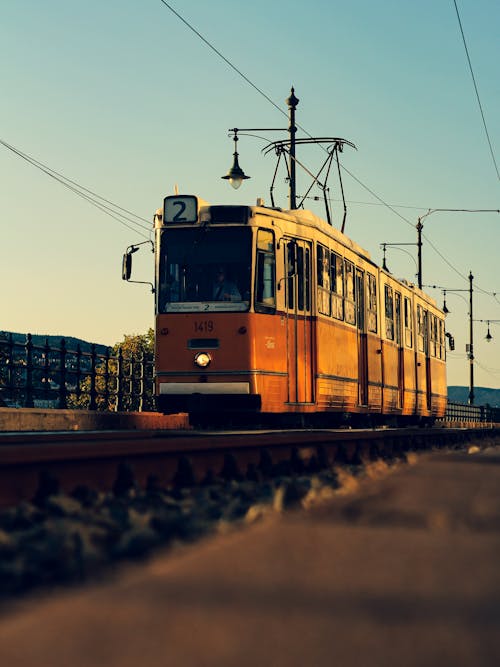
<box><xmin>194</xmin><ymin>352</ymin><xmax>212</xmax><ymax>368</ymax></box>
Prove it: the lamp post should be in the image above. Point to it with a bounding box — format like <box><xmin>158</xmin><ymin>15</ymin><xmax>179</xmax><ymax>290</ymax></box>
<box><xmin>222</xmin><ymin>89</ymin><xmax>299</xmax><ymax>208</ymax></box>
<box><xmin>222</xmin><ymin>89</ymin><xmax>356</xmax><ymax>224</ymax></box>
<box><xmin>425</xmin><ymin>272</ymin><xmax>475</xmax><ymax>403</ymax></box>
<box><xmin>416</xmin><ymin>209</ymin><xmax>499</xmax><ymax>289</ymax></box>
<box><xmin>380</xmin><ymin>242</ymin><xmax>418</xmax><ymax>275</ymax></box>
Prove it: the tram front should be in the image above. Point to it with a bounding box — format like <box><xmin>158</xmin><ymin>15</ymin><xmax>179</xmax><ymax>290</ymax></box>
<box><xmin>154</xmin><ymin>195</ymin><xmax>261</xmax><ymax>417</ymax></box>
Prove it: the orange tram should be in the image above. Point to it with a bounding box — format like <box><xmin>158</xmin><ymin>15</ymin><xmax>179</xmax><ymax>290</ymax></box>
<box><xmin>152</xmin><ymin>193</ymin><xmax>447</xmax><ymax>426</ymax></box>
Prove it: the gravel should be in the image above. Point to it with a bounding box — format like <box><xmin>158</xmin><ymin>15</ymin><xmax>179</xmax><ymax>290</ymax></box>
<box><xmin>0</xmin><ymin>455</ymin><xmax>406</xmax><ymax>602</ymax></box>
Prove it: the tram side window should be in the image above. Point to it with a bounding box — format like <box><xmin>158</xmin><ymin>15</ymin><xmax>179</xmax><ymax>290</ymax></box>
<box><xmin>304</xmin><ymin>247</ymin><xmax>311</xmax><ymax>312</ymax></box>
<box><xmin>430</xmin><ymin>314</ymin><xmax>437</xmax><ymax>357</ymax></box>
<box><xmin>344</xmin><ymin>260</ymin><xmax>356</xmax><ymax>325</ymax></box>
<box><xmin>286</xmin><ymin>241</ymin><xmax>295</xmax><ymax>309</ymax></box>
<box><xmin>331</xmin><ymin>252</ymin><xmax>344</xmax><ymax>320</ymax></box>
<box><xmin>367</xmin><ymin>273</ymin><xmax>377</xmax><ymax>333</ymax></box>
<box><xmin>417</xmin><ymin>305</ymin><xmax>427</xmax><ymax>352</ymax></box>
<box><xmin>384</xmin><ymin>285</ymin><xmax>394</xmax><ymax>340</ymax></box>
<box><xmin>255</xmin><ymin>229</ymin><xmax>276</xmax><ymax>312</ymax></box>
<box><xmin>395</xmin><ymin>293</ymin><xmax>402</xmax><ymax>346</ymax></box>
<box><xmin>297</xmin><ymin>246</ymin><xmax>306</xmax><ymax>311</ymax></box>
<box><xmin>439</xmin><ymin>319</ymin><xmax>445</xmax><ymax>359</ymax></box>
<box><xmin>317</xmin><ymin>244</ymin><xmax>330</xmax><ymax>316</ymax></box>
<box><xmin>404</xmin><ymin>296</ymin><xmax>413</xmax><ymax>348</ymax></box>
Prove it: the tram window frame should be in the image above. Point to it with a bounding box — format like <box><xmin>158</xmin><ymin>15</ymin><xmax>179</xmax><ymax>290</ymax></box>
<box><xmin>255</xmin><ymin>229</ymin><xmax>276</xmax><ymax>314</ymax></box>
<box><xmin>331</xmin><ymin>252</ymin><xmax>344</xmax><ymax>321</ymax></box>
<box><xmin>395</xmin><ymin>292</ymin><xmax>402</xmax><ymax>346</ymax></box>
<box><xmin>439</xmin><ymin>319</ymin><xmax>445</xmax><ymax>359</ymax></box>
<box><xmin>430</xmin><ymin>314</ymin><xmax>437</xmax><ymax>357</ymax></box>
<box><xmin>367</xmin><ymin>273</ymin><xmax>377</xmax><ymax>333</ymax></box>
<box><xmin>317</xmin><ymin>243</ymin><xmax>331</xmax><ymax>316</ymax></box>
<box><xmin>417</xmin><ymin>305</ymin><xmax>426</xmax><ymax>353</ymax></box>
<box><xmin>286</xmin><ymin>241</ymin><xmax>295</xmax><ymax>310</ymax></box>
<box><xmin>404</xmin><ymin>296</ymin><xmax>413</xmax><ymax>348</ymax></box>
<box><xmin>344</xmin><ymin>260</ymin><xmax>356</xmax><ymax>325</ymax></box>
<box><xmin>304</xmin><ymin>246</ymin><xmax>311</xmax><ymax>312</ymax></box>
<box><xmin>297</xmin><ymin>246</ymin><xmax>305</xmax><ymax>311</ymax></box>
<box><xmin>384</xmin><ymin>284</ymin><xmax>394</xmax><ymax>340</ymax></box>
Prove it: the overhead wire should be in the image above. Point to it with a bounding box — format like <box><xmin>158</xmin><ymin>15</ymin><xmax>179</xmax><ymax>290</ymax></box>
<box><xmin>0</xmin><ymin>138</ymin><xmax>152</xmax><ymax>238</ymax></box>
<box><xmin>304</xmin><ymin>195</ymin><xmax>434</xmax><ymax>211</ymax></box>
<box><xmin>157</xmin><ymin>1</ymin><xmax>417</xmax><ymax>230</ymax></box>
<box><xmin>3</xmin><ymin>5</ymin><xmax>497</xmax><ymax>310</ymax></box>
<box><xmin>157</xmin><ymin>0</ymin><xmax>500</xmax><ymax>302</ymax></box>
<box><xmin>452</xmin><ymin>0</ymin><xmax>500</xmax><ymax>181</ymax></box>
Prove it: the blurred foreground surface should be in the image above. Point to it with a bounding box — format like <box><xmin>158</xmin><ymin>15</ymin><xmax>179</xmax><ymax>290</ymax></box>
<box><xmin>1</xmin><ymin>446</ymin><xmax>499</xmax><ymax>667</ymax></box>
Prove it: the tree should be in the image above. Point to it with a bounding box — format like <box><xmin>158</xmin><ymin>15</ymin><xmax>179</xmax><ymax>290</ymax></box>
<box><xmin>67</xmin><ymin>329</ymin><xmax>154</xmax><ymax>412</ymax></box>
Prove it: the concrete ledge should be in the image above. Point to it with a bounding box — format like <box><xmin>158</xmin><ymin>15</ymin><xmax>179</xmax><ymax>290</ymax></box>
<box><xmin>0</xmin><ymin>408</ymin><xmax>191</xmax><ymax>432</ymax></box>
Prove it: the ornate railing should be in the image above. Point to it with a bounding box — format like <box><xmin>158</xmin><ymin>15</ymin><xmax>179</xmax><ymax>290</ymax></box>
<box><xmin>441</xmin><ymin>401</ymin><xmax>500</xmax><ymax>424</ymax></box>
<box><xmin>1</xmin><ymin>332</ymin><xmax>498</xmax><ymax>420</ymax></box>
<box><xmin>0</xmin><ymin>333</ymin><xmax>154</xmax><ymax>412</ymax></box>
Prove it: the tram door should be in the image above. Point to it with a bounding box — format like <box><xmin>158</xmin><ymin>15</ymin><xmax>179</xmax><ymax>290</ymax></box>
<box><xmin>394</xmin><ymin>291</ymin><xmax>404</xmax><ymax>409</ymax></box>
<box><xmin>425</xmin><ymin>311</ymin><xmax>432</xmax><ymax>411</ymax></box>
<box><xmin>285</xmin><ymin>240</ymin><xmax>314</xmax><ymax>403</ymax></box>
<box><xmin>356</xmin><ymin>269</ymin><xmax>368</xmax><ymax>405</ymax></box>
<box><xmin>417</xmin><ymin>306</ymin><xmax>431</xmax><ymax>412</ymax></box>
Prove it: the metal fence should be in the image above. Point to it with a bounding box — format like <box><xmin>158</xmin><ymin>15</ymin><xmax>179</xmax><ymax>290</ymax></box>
<box><xmin>0</xmin><ymin>333</ymin><xmax>154</xmax><ymax>412</ymax></box>
<box><xmin>441</xmin><ymin>401</ymin><xmax>500</xmax><ymax>424</ymax></box>
<box><xmin>1</xmin><ymin>333</ymin><xmax>499</xmax><ymax>420</ymax></box>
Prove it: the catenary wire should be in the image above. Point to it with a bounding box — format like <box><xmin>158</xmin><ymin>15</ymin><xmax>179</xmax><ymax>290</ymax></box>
<box><xmin>452</xmin><ymin>0</ymin><xmax>500</xmax><ymax>181</ymax></box>
<box><xmin>0</xmin><ymin>138</ymin><xmax>152</xmax><ymax>237</ymax></box>
<box><xmin>157</xmin><ymin>0</ymin><xmax>500</xmax><ymax>301</ymax></box>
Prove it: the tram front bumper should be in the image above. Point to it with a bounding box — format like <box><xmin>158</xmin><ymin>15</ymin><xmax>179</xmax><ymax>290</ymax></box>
<box><xmin>157</xmin><ymin>382</ymin><xmax>261</xmax><ymax>414</ymax></box>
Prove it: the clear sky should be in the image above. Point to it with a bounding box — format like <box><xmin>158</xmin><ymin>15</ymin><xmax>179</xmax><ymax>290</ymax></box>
<box><xmin>1</xmin><ymin>1</ymin><xmax>499</xmax><ymax>388</ymax></box>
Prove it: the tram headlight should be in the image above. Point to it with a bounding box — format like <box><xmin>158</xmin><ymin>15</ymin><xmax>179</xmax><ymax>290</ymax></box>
<box><xmin>194</xmin><ymin>352</ymin><xmax>212</xmax><ymax>368</ymax></box>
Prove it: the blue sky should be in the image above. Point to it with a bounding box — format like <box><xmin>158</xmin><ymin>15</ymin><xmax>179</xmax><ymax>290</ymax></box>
<box><xmin>1</xmin><ymin>1</ymin><xmax>499</xmax><ymax>388</ymax></box>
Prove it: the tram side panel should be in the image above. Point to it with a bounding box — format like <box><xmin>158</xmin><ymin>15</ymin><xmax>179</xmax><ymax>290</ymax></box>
<box><xmin>366</xmin><ymin>331</ymin><xmax>383</xmax><ymax>412</ymax></box>
<box><xmin>247</xmin><ymin>312</ymin><xmax>289</xmax><ymax>413</ymax></box>
<box><xmin>315</xmin><ymin>317</ymin><xmax>359</xmax><ymax>412</ymax></box>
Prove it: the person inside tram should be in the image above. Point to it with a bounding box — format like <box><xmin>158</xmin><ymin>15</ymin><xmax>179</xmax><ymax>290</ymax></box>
<box><xmin>212</xmin><ymin>266</ymin><xmax>241</xmax><ymax>301</ymax></box>
<box><xmin>166</xmin><ymin>273</ymin><xmax>180</xmax><ymax>302</ymax></box>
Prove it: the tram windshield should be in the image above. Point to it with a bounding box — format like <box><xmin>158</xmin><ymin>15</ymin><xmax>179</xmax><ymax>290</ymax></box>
<box><xmin>158</xmin><ymin>227</ymin><xmax>251</xmax><ymax>313</ymax></box>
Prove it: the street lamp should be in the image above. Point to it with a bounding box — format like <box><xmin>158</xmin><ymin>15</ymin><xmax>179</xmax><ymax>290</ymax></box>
<box><xmin>221</xmin><ymin>131</ymin><xmax>250</xmax><ymax>189</ymax></box>
<box><xmin>222</xmin><ymin>88</ymin><xmax>356</xmax><ymax>228</ymax></box>
<box><xmin>425</xmin><ymin>272</ymin><xmax>475</xmax><ymax>404</ymax></box>
<box><xmin>474</xmin><ymin>319</ymin><xmax>500</xmax><ymax>342</ymax></box>
<box><xmin>222</xmin><ymin>89</ymin><xmax>300</xmax><ymax>206</ymax></box>
<box><xmin>416</xmin><ymin>209</ymin><xmax>499</xmax><ymax>289</ymax></box>
<box><xmin>380</xmin><ymin>242</ymin><xmax>418</xmax><ymax>276</ymax></box>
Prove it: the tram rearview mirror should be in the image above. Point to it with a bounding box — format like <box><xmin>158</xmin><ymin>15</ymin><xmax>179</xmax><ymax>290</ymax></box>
<box><xmin>122</xmin><ymin>252</ymin><xmax>132</xmax><ymax>281</ymax></box>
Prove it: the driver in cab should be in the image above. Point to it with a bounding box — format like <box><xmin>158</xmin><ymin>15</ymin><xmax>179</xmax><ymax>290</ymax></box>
<box><xmin>212</xmin><ymin>266</ymin><xmax>241</xmax><ymax>301</ymax></box>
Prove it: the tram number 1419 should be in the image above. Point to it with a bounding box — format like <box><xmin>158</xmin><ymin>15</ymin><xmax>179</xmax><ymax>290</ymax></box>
<box><xmin>194</xmin><ymin>321</ymin><xmax>214</xmax><ymax>333</ymax></box>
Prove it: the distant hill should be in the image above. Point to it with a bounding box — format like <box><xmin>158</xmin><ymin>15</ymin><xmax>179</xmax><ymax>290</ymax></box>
<box><xmin>0</xmin><ymin>331</ymin><xmax>110</xmax><ymax>355</ymax></box>
<box><xmin>448</xmin><ymin>386</ymin><xmax>500</xmax><ymax>407</ymax></box>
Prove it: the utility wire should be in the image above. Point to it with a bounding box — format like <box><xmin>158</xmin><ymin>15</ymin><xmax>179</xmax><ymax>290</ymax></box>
<box><xmin>0</xmin><ymin>138</ymin><xmax>152</xmax><ymax>237</ymax></box>
<box><xmin>303</xmin><ymin>195</ymin><xmax>430</xmax><ymax>211</ymax></box>
<box><xmin>453</xmin><ymin>0</ymin><xmax>500</xmax><ymax>181</ymax></box>
<box><xmin>158</xmin><ymin>0</ymin><xmax>285</xmax><ymax>118</ymax></box>
<box><xmin>157</xmin><ymin>0</ymin><xmax>418</xmax><ymax>230</ymax></box>
<box><xmin>157</xmin><ymin>1</ymin><xmax>500</xmax><ymax>302</ymax></box>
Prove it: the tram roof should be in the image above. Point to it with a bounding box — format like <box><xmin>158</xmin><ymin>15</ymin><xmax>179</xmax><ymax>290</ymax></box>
<box><xmin>250</xmin><ymin>203</ymin><xmax>372</xmax><ymax>261</ymax></box>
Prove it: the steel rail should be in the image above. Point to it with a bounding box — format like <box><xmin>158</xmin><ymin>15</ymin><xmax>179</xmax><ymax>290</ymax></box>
<box><xmin>1</xmin><ymin>427</ymin><xmax>498</xmax><ymax>508</ymax></box>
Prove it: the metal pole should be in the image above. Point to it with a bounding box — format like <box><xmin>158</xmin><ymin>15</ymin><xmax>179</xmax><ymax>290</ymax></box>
<box><xmin>416</xmin><ymin>219</ymin><xmax>423</xmax><ymax>289</ymax></box>
<box><xmin>286</xmin><ymin>88</ymin><xmax>299</xmax><ymax>209</ymax></box>
<box><xmin>468</xmin><ymin>271</ymin><xmax>474</xmax><ymax>404</ymax></box>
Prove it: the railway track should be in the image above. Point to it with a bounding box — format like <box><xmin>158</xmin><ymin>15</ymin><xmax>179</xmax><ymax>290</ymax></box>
<box><xmin>1</xmin><ymin>426</ymin><xmax>498</xmax><ymax>509</ymax></box>
<box><xmin>1</xmin><ymin>425</ymin><xmax>499</xmax><ymax>601</ymax></box>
